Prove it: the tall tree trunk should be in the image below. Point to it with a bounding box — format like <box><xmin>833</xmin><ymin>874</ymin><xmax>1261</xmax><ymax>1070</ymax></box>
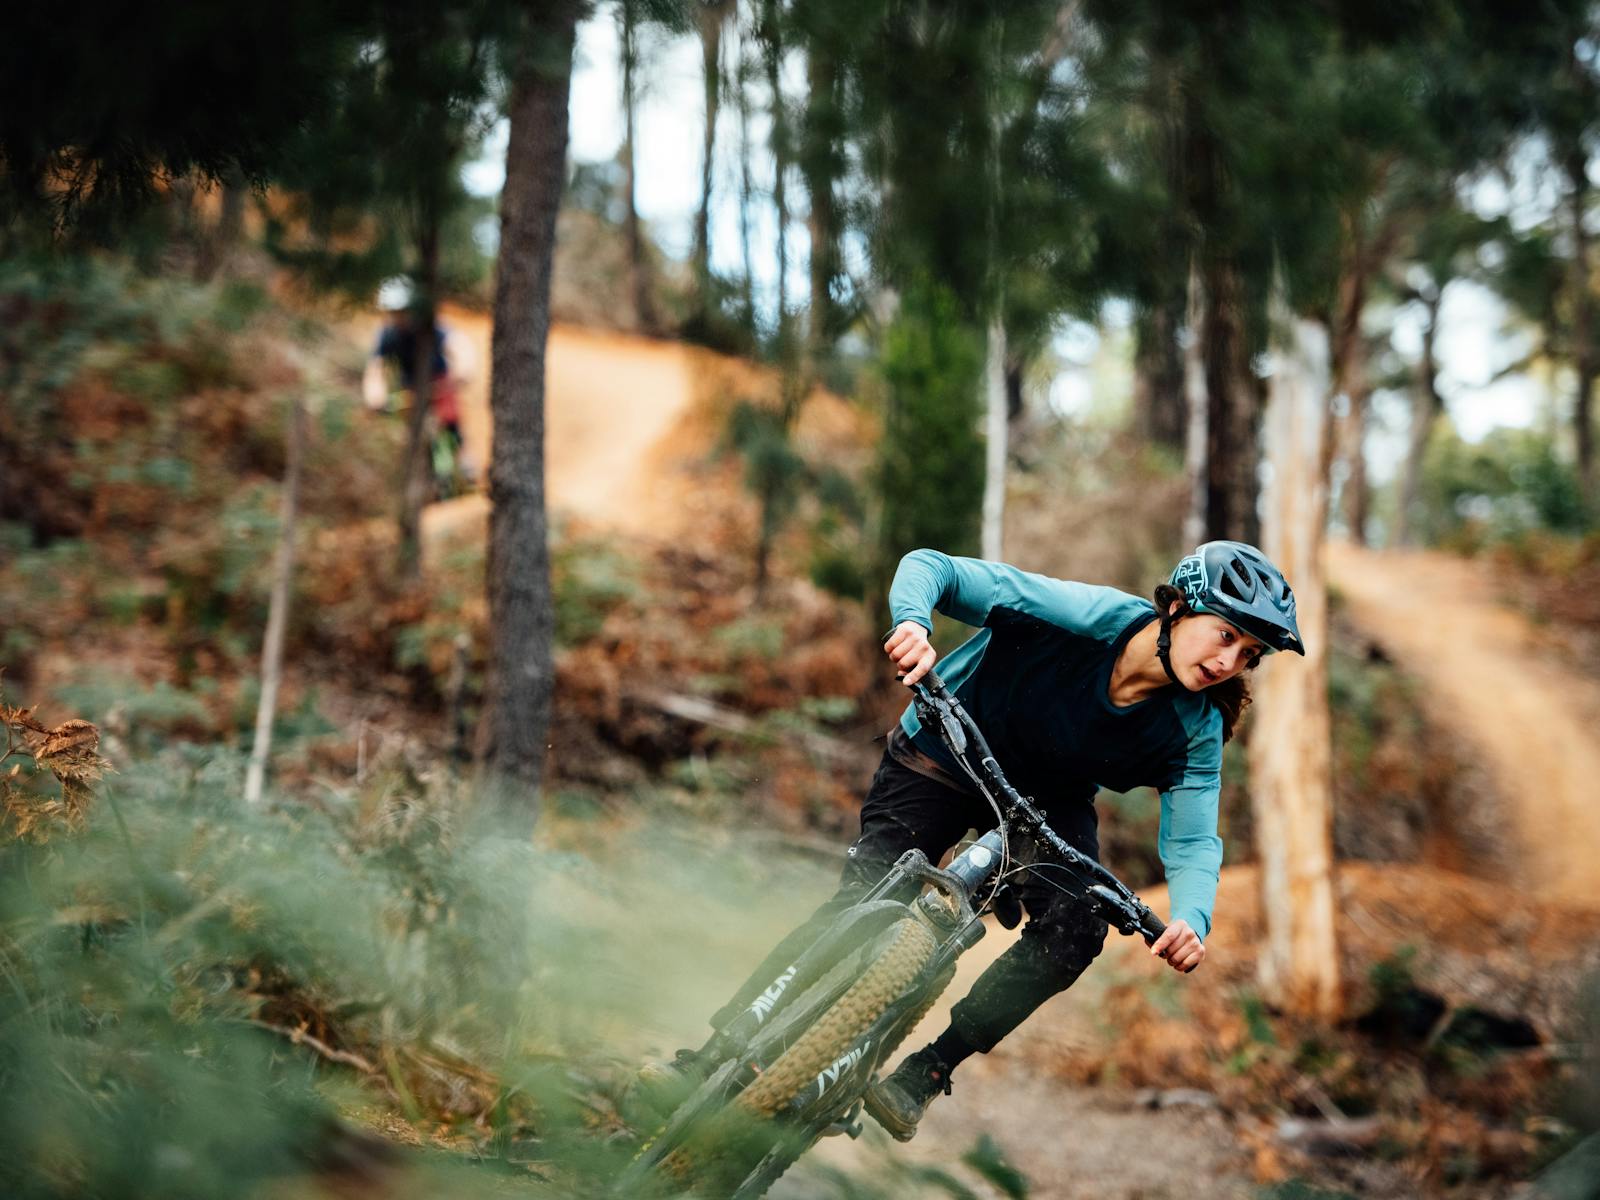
<box><xmin>1567</xmin><ymin>145</ymin><xmax>1595</xmax><ymax>506</ymax></box>
<box><xmin>737</xmin><ymin>5</ymin><xmax>756</xmax><ymax>321</ymax></box>
<box><xmin>1341</xmin><ymin>362</ymin><xmax>1371</xmax><ymax>545</ymax></box>
<box><xmin>396</xmin><ymin>226</ymin><xmax>440</xmax><ymax>580</ymax></box>
<box><xmin>1133</xmin><ymin>296</ymin><xmax>1187</xmax><ymax>453</ymax></box>
<box><xmin>1180</xmin><ymin>66</ymin><xmax>1258</xmax><ymax>545</ymax></box>
<box><xmin>760</xmin><ymin>0</ymin><xmax>789</xmax><ymax>335</ymax></box>
<box><xmin>981</xmin><ymin>316</ymin><xmax>1007</xmax><ymax>560</ymax></box>
<box><xmin>693</xmin><ymin>0</ymin><xmax>728</xmax><ymax>307</ymax></box>
<box><xmin>1251</xmin><ymin>314</ymin><xmax>1340</xmax><ymax>1020</ymax></box>
<box><xmin>245</xmin><ymin>396</ymin><xmax>307</xmax><ymax>806</ymax></box>
<box><xmin>1200</xmin><ymin>254</ymin><xmax>1259</xmax><ymax>544</ymax></box>
<box><xmin>619</xmin><ymin>0</ymin><xmax>657</xmax><ymax>333</ymax></box>
<box><xmin>1330</xmin><ymin>208</ymin><xmax>1392</xmax><ymax>547</ymax></box>
<box><xmin>1397</xmin><ymin>289</ymin><xmax>1445</xmax><ymax>547</ymax></box>
<box><xmin>1182</xmin><ymin>261</ymin><xmax>1209</xmax><ymax>550</ymax></box>
<box><xmin>803</xmin><ymin>35</ymin><xmax>838</xmax><ymax>357</ymax></box>
<box><xmin>476</xmin><ymin>5</ymin><xmax>576</xmax><ymax>825</ymax></box>
<box><xmin>980</xmin><ymin>32</ymin><xmax>1006</xmax><ymax>564</ymax></box>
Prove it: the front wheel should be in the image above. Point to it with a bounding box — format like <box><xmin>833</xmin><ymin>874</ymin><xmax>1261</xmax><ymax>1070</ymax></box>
<box><xmin>623</xmin><ymin>917</ymin><xmax>938</xmax><ymax>1198</ymax></box>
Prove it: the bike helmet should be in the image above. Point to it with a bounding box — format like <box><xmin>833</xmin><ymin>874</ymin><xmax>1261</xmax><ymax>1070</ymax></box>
<box><xmin>376</xmin><ymin>276</ymin><xmax>414</xmax><ymax>313</ymax></box>
<box><xmin>1168</xmin><ymin>540</ymin><xmax>1304</xmax><ymax>655</ymax></box>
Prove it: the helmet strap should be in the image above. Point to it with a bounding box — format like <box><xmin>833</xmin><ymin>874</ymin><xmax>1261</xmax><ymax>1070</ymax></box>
<box><xmin>1155</xmin><ymin>610</ymin><xmax>1185</xmax><ymax>687</ymax></box>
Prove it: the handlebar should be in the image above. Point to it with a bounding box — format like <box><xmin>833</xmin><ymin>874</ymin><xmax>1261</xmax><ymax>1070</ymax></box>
<box><xmin>906</xmin><ymin>672</ymin><xmax>1167</xmax><ymax>946</ymax></box>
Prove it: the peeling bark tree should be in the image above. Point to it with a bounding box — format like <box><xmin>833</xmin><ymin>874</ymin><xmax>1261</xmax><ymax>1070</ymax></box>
<box><xmin>476</xmin><ymin>4</ymin><xmax>577</xmax><ymax>827</ymax></box>
<box><xmin>1250</xmin><ymin>315</ymin><xmax>1340</xmax><ymax>1020</ymax></box>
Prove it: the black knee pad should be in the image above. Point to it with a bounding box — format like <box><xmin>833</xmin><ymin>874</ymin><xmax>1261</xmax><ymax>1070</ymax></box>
<box><xmin>1022</xmin><ymin>907</ymin><xmax>1109</xmax><ymax>972</ymax></box>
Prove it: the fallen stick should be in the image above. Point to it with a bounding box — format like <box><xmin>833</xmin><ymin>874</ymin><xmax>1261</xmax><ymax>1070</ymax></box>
<box><xmin>251</xmin><ymin>1019</ymin><xmax>377</xmax><ymax>1074</ymax></box>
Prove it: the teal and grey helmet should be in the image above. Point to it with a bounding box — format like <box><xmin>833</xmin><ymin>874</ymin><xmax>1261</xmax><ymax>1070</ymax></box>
<box><xmin>1169</xmin><ymin>541</ymin><xmax>1305</xmax><ymax>656</ymax></box>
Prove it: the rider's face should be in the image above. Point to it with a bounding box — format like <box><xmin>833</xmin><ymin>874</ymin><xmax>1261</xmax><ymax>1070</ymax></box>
<box><xmin>1167</xmin><ymin>608</ymin><xmax>1265</xmax><ymax>690</ymax></box>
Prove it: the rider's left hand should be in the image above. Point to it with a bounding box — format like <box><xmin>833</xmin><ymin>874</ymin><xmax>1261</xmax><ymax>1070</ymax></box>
<box><xmin>1149</xmin><ymin>919</ymin><xmax>1205</xmax><ymax>974</ymax></box>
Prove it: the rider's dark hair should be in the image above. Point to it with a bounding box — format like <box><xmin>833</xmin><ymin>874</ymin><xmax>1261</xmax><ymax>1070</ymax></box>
<box><xmin>1153</xmin><ymin>583</ymin><xmax>1252</xmax><ymax>743</ymax></box>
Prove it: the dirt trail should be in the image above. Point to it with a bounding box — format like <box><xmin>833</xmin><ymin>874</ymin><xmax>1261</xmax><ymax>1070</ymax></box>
<box><xmin>1328</xmin><ymin>540</ymin><xmax>1600</xmax><ymax>908</ymax></box>
<box><xmin>351</xmin><ymin>307</ymin><xmax>870</xmax><ymax>556</ymax></box>
<box><xmin>427</xmin><ymin>309</ymin><xmax>709</xmax><ymax>538</ymax></box>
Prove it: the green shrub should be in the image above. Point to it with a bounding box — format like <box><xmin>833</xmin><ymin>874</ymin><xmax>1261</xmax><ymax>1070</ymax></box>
<box><xmin>873</xmin><ymin>281</ymin><xmax>985</xmax><ymax>600</ymax></box>
<box><xmin>552</xmin><ymin>539</ymin><xmax>643</xmax><ymax>646</ymax></box>
<box><xmin>1418</xmin><ymin>424</ymin><xmax>1590</xmax><ymax>544</ymax></box>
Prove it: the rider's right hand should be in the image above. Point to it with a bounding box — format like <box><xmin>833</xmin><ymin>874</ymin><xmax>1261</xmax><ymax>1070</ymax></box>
<box><xmin>885</xmin><ymin>620</ymin><xmax>937</xmax><ymax>687</ymax></box>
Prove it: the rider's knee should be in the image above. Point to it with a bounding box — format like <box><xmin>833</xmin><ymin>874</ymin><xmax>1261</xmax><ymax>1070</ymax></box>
<box><xmin>1023</xmin><ymin>906</ymin><xmax>1109</xmax><ymax>971</ymax></box>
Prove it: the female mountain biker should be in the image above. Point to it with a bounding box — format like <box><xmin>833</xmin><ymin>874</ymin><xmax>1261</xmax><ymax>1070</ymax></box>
<box><xmin>648</xmin><ymin>540</ymin><xmax>1303</xmax><ymax>1142</ymax></box>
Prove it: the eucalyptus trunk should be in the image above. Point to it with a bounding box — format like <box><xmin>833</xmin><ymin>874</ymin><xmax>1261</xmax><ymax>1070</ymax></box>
<box><xmin>803</xmin><ymin>37</ymin><xmax>838</xmax><ymax>357</ymax></box>
<box><xmin>1251</xmin><ymin>316</ymin><xmax>1340</xmax><ymax>1021</ymax></box>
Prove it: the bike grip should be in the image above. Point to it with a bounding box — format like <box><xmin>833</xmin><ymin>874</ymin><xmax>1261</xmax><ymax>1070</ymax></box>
<box><xmin>1140</xmin><ymin>911</ymin><xmax>1167</xmax><ymax>946</ymax></box>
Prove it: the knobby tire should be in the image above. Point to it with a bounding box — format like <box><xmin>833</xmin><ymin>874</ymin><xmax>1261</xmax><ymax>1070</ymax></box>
<box><xmin>652</xmin><ymin>917</ymin><xmax>938</xmax><ymax>1198</ymax></box>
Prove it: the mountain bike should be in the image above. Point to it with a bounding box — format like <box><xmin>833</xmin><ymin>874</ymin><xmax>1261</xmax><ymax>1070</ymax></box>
<box><xmin>617</xmin><ymin>672</ymin><xmax>1169</xmax><ymax>1198</ymax></box>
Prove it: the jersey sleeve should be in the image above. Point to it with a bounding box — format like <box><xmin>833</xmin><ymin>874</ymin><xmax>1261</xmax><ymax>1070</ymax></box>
<box><xmin>888</xmin><ymin>548</ymin><xmax>1147</xmax><ymax>638</ymax></box>
<box><xmin>1156</xmin><ymin>704</ymin><xmax>1225</xmax><ymax>940</ymax></box>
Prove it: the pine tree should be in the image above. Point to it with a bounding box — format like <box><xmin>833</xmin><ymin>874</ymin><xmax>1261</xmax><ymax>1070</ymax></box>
<box><xmin>476</xmin><ymin>1</ymin><xmax>584</xmax><ymax>824</ymax></box>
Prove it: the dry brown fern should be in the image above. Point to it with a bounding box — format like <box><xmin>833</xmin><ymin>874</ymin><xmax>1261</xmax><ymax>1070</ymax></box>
<box><xmin>1</xmin><ymin>687</ymin><xmax>110</xmax><ymax>843</ymax></box>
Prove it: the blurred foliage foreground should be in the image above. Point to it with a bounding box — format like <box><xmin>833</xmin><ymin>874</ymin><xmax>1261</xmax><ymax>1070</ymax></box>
<box><xmin>0</xmin><ymin>685</ymin><xmax>860</xmax><ymax>1200</ymax></box>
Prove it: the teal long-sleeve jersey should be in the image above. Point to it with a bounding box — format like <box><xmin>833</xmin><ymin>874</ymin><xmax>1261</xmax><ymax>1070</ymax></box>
<box><xmin>889</xmin><ymin>548</ymin><xmax>1225</xmax><ymax>939</ymax></box>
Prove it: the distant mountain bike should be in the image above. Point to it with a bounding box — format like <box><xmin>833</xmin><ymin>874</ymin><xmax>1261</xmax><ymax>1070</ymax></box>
<box><xmin>618</xmin><ymin>673</ymin><xmax>1169</xmax><ymax>1199</ymax></box>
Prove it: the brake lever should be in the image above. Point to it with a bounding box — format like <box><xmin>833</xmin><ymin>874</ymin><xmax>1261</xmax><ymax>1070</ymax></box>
<box><xmin>939</xmin><ymin>711</ymin><xmax>968</xmax><ymax>754</ymax></box>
